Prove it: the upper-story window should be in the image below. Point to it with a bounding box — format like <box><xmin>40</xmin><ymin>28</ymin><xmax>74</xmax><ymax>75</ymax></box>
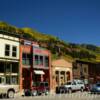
<box><xmin>5</xmin><ymin>44</ymin><xmax>10</xmax><ymax>56</ymax></box>
<box><xmin>22</xmin><ymin>53</ymin><xmax>31</xmax><ymax>65</ymax></box>
<box><xmin>35</xmin><ymin>55</ymin><xmax>39</xmax><ymax>65</ymax></box>
<box><xmin>40</xmin><ymin>56</ymin><xmax>43</xmax><ymax>66</ymax></box>
<box><xmin>12</xmin><ymin>46</ymin><xmax>17</xmax><ymax>57</ymax></box>
<box><xmin>45</xmin><ymin>56</ymin><xmax>49</xmax><ymax>67</ymax></box>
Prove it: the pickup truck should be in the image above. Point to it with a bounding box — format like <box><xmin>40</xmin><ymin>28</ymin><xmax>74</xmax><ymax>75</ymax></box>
<box><xmin>56</xmin><ymin>79</ymin><xmax>85</xmax><ymax>93</ymax></box>
<box><xmin>0</xmin><ymin>76</ymin><xmax>19</xmax><ymax>98</ymax></box>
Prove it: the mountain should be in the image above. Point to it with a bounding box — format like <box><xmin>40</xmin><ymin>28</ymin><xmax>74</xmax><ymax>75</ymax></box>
<box><xmin>0</xmin><ymin>21</ymin><xmax>100</xmax><ymax>62</ymax></box>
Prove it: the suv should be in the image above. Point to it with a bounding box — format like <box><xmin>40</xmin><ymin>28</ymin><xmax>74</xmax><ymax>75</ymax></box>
<box><xmin>0</xmin><ymin>76</ymin><xmax>19</xmax><ymax>98</ymax></box>
<box><xmin>57</xmin><ymin>79</ymin><xmax>85</xmax><ymax>93</ymax></box>
<box><xmin>30</xmin><ymin>82</ymin><xmax>49</xmax><ymax>96</ymax></box>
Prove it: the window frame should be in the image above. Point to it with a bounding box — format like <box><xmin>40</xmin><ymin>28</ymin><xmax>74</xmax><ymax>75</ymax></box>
<box><xmin>22</xmin><ymin>53</ymin><xmax>31</xmax><ymax>65</ymax></box>
<box><xmin>5</xmin><ymin>44</ymin><xmax>10</xmax><ymax>56</ymax></box>
<box><xmin>12</xmin><ymin>46</ymin><xmax>17</xmax><ymax>57</ymax></box>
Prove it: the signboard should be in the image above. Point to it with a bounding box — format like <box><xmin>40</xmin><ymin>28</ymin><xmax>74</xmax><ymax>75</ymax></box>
<box><xmin>24</xmin><ymin>40</ymin><xmax>31</xmax><ymax>45</ymax></box>
<box><xmin>33</xmin><ymin>47</ymin><xmax>49</xmax><ymax>55</ymax></box>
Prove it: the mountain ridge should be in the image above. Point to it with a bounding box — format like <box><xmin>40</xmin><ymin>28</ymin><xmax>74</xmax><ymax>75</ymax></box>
<box><xmin>0</xmin><ymin>21</ymin><xmax>100</xmax><ymax>62</ymax></box>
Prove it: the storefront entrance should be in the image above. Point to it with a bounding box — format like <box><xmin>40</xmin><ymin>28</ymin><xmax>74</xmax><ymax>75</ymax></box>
<box><xmin>22</xmin><ymin>68</ymin><xmax>31</xmax><ymax>89</ymax></box>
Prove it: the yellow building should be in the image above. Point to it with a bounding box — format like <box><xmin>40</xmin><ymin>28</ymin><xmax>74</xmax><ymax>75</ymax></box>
<box><xmin>51</xmin><ymin>59</ymin><xmax>73</xmax><ymax>93</ymax></box>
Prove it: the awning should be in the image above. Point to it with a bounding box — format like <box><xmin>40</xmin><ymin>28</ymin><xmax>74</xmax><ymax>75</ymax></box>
<box><xmin>34</xmin><ymin>70</ymin><xmax>45</xmax><ymax>75</ymax></box>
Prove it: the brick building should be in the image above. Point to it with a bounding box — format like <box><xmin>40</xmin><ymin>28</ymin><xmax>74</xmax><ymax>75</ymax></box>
<box><xmin>19</xmin><ymin>39</ymin><xmax>51</xmax><ymax>93</ymax></box>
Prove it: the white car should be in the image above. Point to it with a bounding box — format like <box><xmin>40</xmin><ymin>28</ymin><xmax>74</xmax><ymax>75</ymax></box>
<box><xmin>63</xmin><ymin>79</ymin><xmax>85</xmax><ymax>93</ymax></box>
<box><xmin>0</xmin><ymin>76</ymin><xmax>19</xmax><ymax>98</ymax></box>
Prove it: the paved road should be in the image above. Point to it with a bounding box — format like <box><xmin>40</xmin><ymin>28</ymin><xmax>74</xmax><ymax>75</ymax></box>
<box><xmin>2</xmin><ymin>92</ymin><xmax>100</xmax><ymax>100</ymax></box>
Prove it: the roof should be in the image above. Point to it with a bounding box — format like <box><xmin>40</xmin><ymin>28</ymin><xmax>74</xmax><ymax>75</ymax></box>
<box><xmin>52</xmin><ymin>59</ymin><xmax>72</xmax><ymax>68</ymax></box>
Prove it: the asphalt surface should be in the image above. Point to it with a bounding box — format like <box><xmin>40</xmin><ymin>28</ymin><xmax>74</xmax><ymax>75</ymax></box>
<box><xmin>1</xmin><ymin>92</ymin><xmax>100</xmax><ymax>100</ymax></box>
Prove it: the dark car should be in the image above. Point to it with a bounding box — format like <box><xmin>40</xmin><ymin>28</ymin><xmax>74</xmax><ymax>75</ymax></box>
<box><xmin>31</xmin><ymin>82</ymin><xmax>49</xmax><ymax>96</ymax></box>
<box><xmin>90</xmin><ymin>83</ymin><xmax>100</xmax><ymax>94</ymax></box>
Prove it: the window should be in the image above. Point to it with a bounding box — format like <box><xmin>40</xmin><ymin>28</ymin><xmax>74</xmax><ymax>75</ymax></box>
<box><xmin>35</xmin><ymin>55</ymin><xmax>39</xmax><ymax>65</ymax></box>
<box><xmin>73</xmin><ymin>66</ymin><xmax>77</xmax><ymax>69</ymax></box>
<box><xmin>12</xmin><ymin>63</ymin><xmax>18</xmax><ymax>73</ymax></box>
<box><xmin>22</xmin><ymin>53</ymin><xmax>31</xmax><ymax>65</ymax></box>
<box><xmin>11</xmin><ymin>76</ymin><xmax>18</xmax><ymax>84</ymax></box>
<box><xmin>84</xmin><ymin>67</ymin><xmax>87</xmax><ymax>73</ymax></box>
<box><xmin>12</xmin><ymin>46</ymin><xmax>17</xmax><ymax>57</ymax></box>
<box><xmin>5</xmin><ymin>44</ymin><xmax>10</xmax><ymax>56</ymax></box>
<box><xmin>6</xmin><ymin>63</ymin><xmax>11</xmax><ymax>73</ymax></box>
<box><xmin>0</xmin><ymin>62</ymin><xmax>5</xmax><ymax>73</ymax></box>
<box><xmin>40</xmin><ymin>56</ymin><xmax>43</xmax><ymax>65</ymax></box>
<box><xmin>45</xmin><ymin>82</ymin><xmax>48</xmax><ymax>87</ymax></box>
<box><xmin>6</xmin><ymin>76</ymin><xmax>11</xmax><ymax>84</ymax></box>
<box><xmin>45</xmin><ymin>56</ymin><xmax>49</xmax><ymax>67</ymax></box>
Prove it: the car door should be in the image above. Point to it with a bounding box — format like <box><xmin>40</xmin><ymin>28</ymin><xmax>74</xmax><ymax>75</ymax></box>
<box><xmin>72</xmin><ymin>81</ymin><xmax>77</xmax><ymax>90</ymax></box>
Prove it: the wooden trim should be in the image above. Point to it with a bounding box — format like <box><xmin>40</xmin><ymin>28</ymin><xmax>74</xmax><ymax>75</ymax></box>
<box><xmin>0</xmin><ymin>36</ymin><xmax>19</xmax><ymax>42</ymax></box>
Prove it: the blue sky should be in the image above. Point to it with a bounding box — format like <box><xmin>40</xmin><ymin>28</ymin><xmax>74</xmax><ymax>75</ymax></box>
<box><xmin>0</xmin><ymin>0</ymin><xmax>100</xmax><ymax>46</ymax></box>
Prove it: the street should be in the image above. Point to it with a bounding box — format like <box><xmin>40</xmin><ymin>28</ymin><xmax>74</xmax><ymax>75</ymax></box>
<box><xmin>2</xmin><ymin>92</ymin><xmax>100</xmax><ymax>100</ymax></box>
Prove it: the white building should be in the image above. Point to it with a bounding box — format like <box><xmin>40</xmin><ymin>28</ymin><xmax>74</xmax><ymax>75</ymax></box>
<box><xmin>0</xmin><ymin>30</ymin><xmax>20</xmax><ymax>85</ymax></box>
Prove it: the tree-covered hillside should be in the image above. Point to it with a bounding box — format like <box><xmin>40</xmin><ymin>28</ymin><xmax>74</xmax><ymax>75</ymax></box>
<box><xmin>0</xmin><ymin>22</ymin><xmax>100</xmax><ymax>62</ymax></box>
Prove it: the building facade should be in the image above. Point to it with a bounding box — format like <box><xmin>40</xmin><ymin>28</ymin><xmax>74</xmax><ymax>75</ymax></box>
<box><xmin>0</xmin><ymin>30</ymin><xmax>19</xmax><ymax>86</ymax></box>
<box><xmin>19</xmin><ymin>39</ymin><xmax>51</xmax><ymax>92</ymax></box>
<box><xmin>73</xmin><ymin>60</ymin><xmax>100</xmax><ymax>84</ymax></box>
<box><xmin>51</xmin><ymin>59</ymin><xmax>72</xmax><ymax>93</ymax></box>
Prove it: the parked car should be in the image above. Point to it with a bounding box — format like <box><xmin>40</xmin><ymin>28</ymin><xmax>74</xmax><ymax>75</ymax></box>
<box><xmin>0</xmin><ymin>76</ymin><xmax>19</xmax><ymax>98</ymax></box>
<box><xmin>90</xmin><ymin>83</ymin><xmax>100</xmax><ymax>94</ymax></box>
<box><xmin>24</xmin><ymin>82</ymin><xmax>49</xmax><ymax>96</ymax></box>
<box><xmin>56</xmin><ymin>79</ymin><xmax>85</xmax><ymax>93</ymax></box>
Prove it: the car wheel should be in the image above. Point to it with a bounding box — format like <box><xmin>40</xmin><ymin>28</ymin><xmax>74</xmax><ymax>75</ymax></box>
<box><xmin>7</xmin><ymin>90</ymin><xmax>14</xmax><ymax>98</ymax></box>
<box><xmin>68</xmin><ymin>88</ymin><xmax>72</xmax><ymax>93</ymax></box>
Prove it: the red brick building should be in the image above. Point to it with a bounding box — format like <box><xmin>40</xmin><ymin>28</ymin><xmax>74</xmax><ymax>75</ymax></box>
<box><xmin>19</xmin><ymin>39</ymin><xmax>51</xmax><ymax>93</ymax></box>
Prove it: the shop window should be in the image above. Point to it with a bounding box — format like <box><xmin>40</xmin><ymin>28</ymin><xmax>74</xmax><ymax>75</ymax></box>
<box><xmin>22</xmin><ymin>53</ymin><xmax>31</xmax><ymax>65</ymax></box>
<box><xmin>45</xmin><ymin>56</ymin><xmax>49</xmax><ymax>67</ymax></box>
<box><xmin>12</xmin><ymin>46</ymin><xmax>17</xmax><ymax>57</ymax></box>
<box><xmin>5</xmin><ymin>44</ymin><xmax>10</xmax><ymax>56</ymax></box>
<box><xmin>12</xmin><ymin>63</ymin><xmax>18</xmax><ymax>73</ymax></box>
<box><xmin>0</xmin><ymin>62</ymin><xmax>5</xmax><ymax>73</ymax></box>
<box><xmin>6</xmin><ymin>63</ymin><xmax>11</xmax><ymax>73</ymax></box>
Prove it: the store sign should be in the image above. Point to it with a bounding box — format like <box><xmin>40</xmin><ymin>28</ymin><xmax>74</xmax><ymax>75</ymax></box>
<box><xmin>24</xmin><ymin>40</ymin><xmax>31</xmax><ymax>45</ymax></box>
<box><xmin>33</xmin><ymin>47</ymin><xmax>49</xmax><ymax>55</ymax></box>
<box><xmin>32</xmin><ymin>42</ymin><xmax>39</xmax><ymax>47</ymax></box>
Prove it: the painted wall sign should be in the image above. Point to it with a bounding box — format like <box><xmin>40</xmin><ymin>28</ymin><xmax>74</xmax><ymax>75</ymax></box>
<box><xmin>33</xmin><ymin>47</ymin><xmax>49</xmax><ymax>55</ymax></box>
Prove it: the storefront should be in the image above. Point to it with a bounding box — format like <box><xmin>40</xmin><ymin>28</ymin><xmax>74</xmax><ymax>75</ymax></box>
<box><xmin>51</xmin><ymin>59</ymin><xmax>72</xmax><ymax>93</ymax></box>
<box><xmin>20</xmin><ymin>39</ymin><xmax>51</xmax><ymax>92</ymax></box>
<box><xmin>0</xmin><ymin>31</ymin><xmax>20</xmax><ymax>86</ymax></box>
<box><xmin>32</xmin><ymin>46</ymin><xmax>51</xmax><ymax>88</ymax></box>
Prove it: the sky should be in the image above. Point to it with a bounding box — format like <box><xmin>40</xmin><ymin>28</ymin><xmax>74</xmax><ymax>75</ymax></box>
<box><xmin>0</xmin><ymin>0</ymin><xmax>100</xmax><ymax>46</ymax></box>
